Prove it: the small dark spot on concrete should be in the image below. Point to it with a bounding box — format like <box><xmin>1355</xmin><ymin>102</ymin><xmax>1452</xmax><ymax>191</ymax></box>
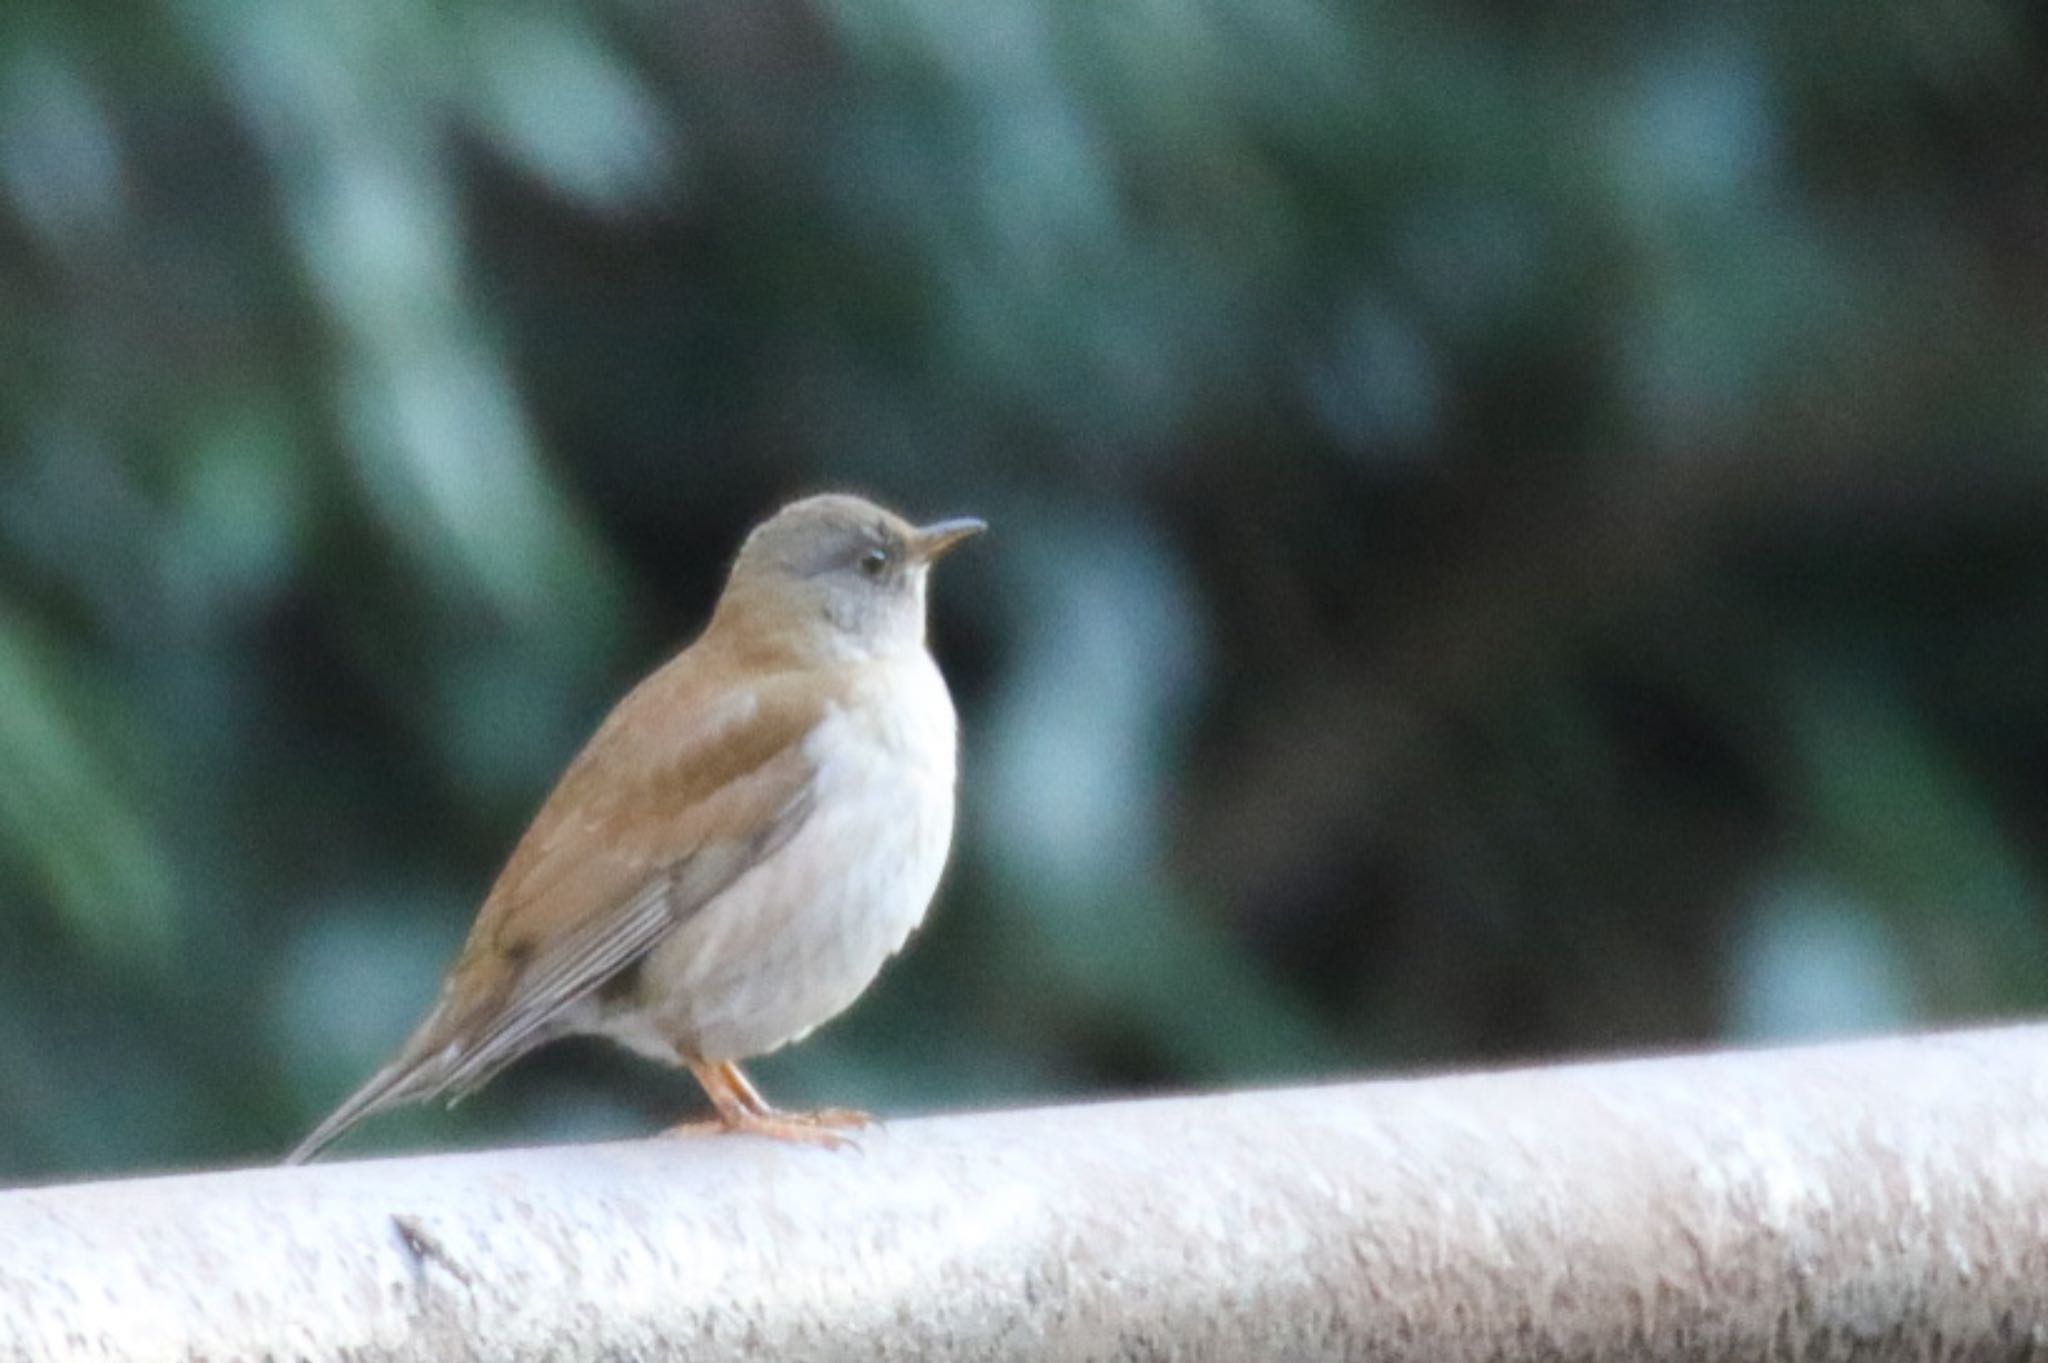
<box><xmin>392</xmin><ymin>1214</ymin><xmax>472</xmax><ymax>1286</ymax></box>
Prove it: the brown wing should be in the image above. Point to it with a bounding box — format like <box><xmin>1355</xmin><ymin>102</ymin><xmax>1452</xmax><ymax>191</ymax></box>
<box><xmin>285</xmin><ymin>648</ymin><xmax>833</xmax><ymax>1163</ymax></box>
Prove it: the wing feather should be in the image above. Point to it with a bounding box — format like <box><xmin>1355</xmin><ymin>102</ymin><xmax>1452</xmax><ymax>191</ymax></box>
<box><xmin>438</xmin><ymin>780</ymin><xmax>816</xmax><ymax>1098</ymax></box>
<box><xmin>285</xmin><ymin>648</ymin><xmax>838</xmax><ymax>1163</ymax></box>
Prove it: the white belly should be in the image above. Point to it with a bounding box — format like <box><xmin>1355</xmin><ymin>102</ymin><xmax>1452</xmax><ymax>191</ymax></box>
<box><xmin>624</xmin><ymin>656</ymin><xmax>957</xmax><ymax>1063</ymax></box>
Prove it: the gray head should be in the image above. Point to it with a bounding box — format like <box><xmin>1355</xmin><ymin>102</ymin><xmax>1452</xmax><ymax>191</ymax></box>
<box><xmin>715</xmin><ymin>493</ymin><xmax>984</xmax><ymax>661</ymax></box>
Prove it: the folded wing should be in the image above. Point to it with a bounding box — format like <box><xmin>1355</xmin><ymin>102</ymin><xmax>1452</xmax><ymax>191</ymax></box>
<box><xmin>285</xmin><ymin>656</ymin><xmax>832</xmax><ymax>1163</ymax></box>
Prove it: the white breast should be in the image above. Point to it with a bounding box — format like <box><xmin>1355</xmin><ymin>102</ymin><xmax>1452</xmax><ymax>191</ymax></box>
<box><xmin>633</xmin><ymin>653</ymin><xmax>959</xmax><ymax>1063</ymax></box>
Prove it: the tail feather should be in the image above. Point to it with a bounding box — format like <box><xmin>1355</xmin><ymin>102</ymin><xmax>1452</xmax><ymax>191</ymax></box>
<box><xmin>285</xmin><ymin>1028</ymin><xmax>454</xmax><ymax>1165</ymax></box>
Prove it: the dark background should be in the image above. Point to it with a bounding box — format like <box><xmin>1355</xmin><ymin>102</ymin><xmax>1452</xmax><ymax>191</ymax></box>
<box><xmin>4</xmin><ymin>2</ymin><xmax>2048</xmax><ymax>1179</ymax></box>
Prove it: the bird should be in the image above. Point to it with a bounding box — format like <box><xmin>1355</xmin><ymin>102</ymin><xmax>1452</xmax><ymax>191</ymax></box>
<box><xmin>286</xmin><ymin>493</ymin><xmax>984</xmax><ymax>1162</ymax></box>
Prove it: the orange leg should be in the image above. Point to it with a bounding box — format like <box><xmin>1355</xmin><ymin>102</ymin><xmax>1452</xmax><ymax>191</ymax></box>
<box><xmin>663</xmin><ymin>1058</ymin><xmax>874</xmax><ymax>1148</ymax></box>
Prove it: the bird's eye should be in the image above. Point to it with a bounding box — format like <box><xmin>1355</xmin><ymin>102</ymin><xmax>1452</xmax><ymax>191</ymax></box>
<box><xmin>858</xmin><ymin>547</ymin><xmax>891</xmax><ymax>578</ymax></box>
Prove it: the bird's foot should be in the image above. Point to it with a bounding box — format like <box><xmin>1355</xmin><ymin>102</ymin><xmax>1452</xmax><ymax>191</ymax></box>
<box><xmin>793</xmin><ymin>1106</ymin><xmax>875</xmax><ymax>1131</ymax></box>
<box><xmin>672</xmin><ymin>1058</ymin><xmax>874</xmax><ymax>1147</ymax></box>
<box><xmin>661</xmin><ymin>1106</ymin><xmax>874</xmax><ymax>1149</ymax></box>
<box><xmin>728</xmin><ymin>1107</ymin><xmax>869</xmax><ymax>1149</ymax></box>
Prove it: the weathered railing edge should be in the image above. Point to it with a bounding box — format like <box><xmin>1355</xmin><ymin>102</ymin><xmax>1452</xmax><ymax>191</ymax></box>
<box><xmin>4</xmin><ymin>1022</ymin><xmax>2047</xmax><ymax>1363</ymax></box>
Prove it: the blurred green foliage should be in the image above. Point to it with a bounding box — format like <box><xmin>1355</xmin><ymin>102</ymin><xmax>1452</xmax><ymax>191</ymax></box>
<box><xmin>3</xmin><ymin>0</ymin><xmax>2047</xmax><ymax>1179</ymax></box>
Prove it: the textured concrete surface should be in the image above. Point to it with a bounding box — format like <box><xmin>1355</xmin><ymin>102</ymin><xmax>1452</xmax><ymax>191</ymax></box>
<box><xmin>5</xmin><ymin>1025</ymin><xmax>2048</xmax><ymax>1361</ymax></box>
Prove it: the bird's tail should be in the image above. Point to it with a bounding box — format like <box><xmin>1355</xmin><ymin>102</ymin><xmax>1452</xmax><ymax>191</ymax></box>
<box><xmin>284</xmin><ymin>1019</ymin><xmax>456</xmax><ymax>1165</ymax></box>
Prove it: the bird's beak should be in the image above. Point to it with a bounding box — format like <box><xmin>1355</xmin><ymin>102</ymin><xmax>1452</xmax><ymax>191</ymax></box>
<box><xmin>911</xmin><ymin>516</ymin><xmax>987</xmax><ymax>564</ymax></box>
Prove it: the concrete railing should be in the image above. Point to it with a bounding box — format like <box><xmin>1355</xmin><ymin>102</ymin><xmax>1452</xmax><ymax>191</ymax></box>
<box><xmin>4</xmin><ymin>1025</ymin><xmax>2047</xmax><ymax>1361</ymax></box>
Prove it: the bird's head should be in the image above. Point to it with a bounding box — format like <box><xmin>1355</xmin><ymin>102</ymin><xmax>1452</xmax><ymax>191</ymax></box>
<box><xmin>713</xmin><ymin>493</ymin><xmax>984</xmax><ymax>663</ymax></box>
